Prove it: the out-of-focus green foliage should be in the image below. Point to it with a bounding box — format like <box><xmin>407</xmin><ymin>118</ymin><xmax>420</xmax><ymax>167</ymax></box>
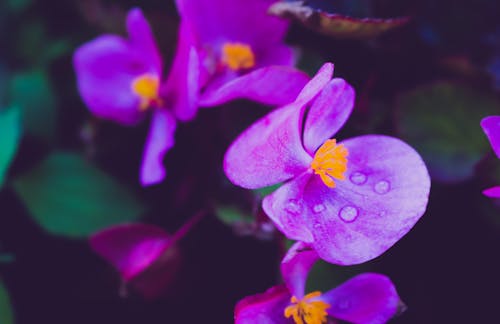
<box><xmin>6</xmin><ymin>0</ymin><xmax>32</xmax><ymax>13</ymax></box>
<box><xmin>397</xmin><ymin>82</ymin><xmax>500</xmax><ymax>183</ymax></box>
<box><xmin>13</xmin><ymin>153</ymin><xmax>145</xmax><ymax>238</ymax></box>
<box><xmin>0</xmin><ymin>107</ymin><xmax>21</xmax><ymax>188</ymax></box>
<box><xmin>8</xmin><ymin>69</ymin><xmax>56</xmax><ymax>142</ymax></box>
<box><xmin>215</xmin><ymin>205</ymin><xmax>253</xmax><ymax>226</ymax></box>
<box><xmin>0</xmin><ymin>280</ymin><xmax>13</xmax><ymax>324</ymax></box>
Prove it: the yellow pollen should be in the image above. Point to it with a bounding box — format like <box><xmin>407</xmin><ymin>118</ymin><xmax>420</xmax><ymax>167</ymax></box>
<box><xmin>310</xmin><ymin>139</ymin><xmax>348</xmax><ymax>188</ymax></box>
<box><xmin>131</xmin><ymin>73</ymin><xmax>162</xmax><ymax>111</ymax></box>
<box><xmin>221</xmin><ymin>42</ymin><xmax>255</xmax><ymax>71</ymax></box>
<box><xmin>284</xmin><ymin>291</ymin><xmax>331</xmax><ymax>324</ymax></box>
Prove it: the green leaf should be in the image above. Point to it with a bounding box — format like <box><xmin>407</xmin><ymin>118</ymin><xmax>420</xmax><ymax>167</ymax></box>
<box><xmin>0</xmin><ymin>107</ymin><xmax>21</xmax><ymax>188</ymax></box>
<box><xmin>13</xmin><ymin>153</ymin><xmax>145</xmax><ymax>238</ymax></box>
<box><xmin>0</xmin><ymin>280</ymin><xmax>14</xmax><ymax>324</ymax></box>
<box><xmin>397</xmin><ymin>82</ymin><xmax>500</xmax><ymax>183</ymax></box>
<box><xmin>9</xmin><ymin>69</ymin><xmax>56</xmax><ymax>142</ymax></box>
<box><xmin>268</xmin><ymin>1</ymin><xmax>409</xmax><ymax>39</ymax></box>
<box><xmin>215</xmin><ymin>205</ymin><xmax>253</xmax><ymax>226</ymax></box>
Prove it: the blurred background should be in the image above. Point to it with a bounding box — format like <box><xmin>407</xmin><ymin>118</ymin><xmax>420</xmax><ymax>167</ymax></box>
<box><xmin>1</xmin><ymin>0</ymin><xmax>500</xmax><ymax>323</ymax></box>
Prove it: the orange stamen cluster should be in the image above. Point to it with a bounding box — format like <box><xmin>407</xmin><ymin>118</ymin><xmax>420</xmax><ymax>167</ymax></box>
<box><xmin>310</xmin><ymin>139</ymin><xmax>348</xmax><ymax>188</ymax></box>
<box><xmin>131</xmin><ymin>73</ymin><xmax>162</xmax><ymax>111</ymax></box>
<box><xmin>221</xmin><ymin>42</ymin><xmax>255</xmax><ymax>71</ymax></box>
<box><xmin>284</xmin><ymin>291</ymin><xmax>331</xmax><ymax>324</ymax></box>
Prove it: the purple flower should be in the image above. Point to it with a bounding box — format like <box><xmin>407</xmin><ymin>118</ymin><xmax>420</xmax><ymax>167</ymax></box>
<box><xmin>74</xmin><ymin>8</ymin><xmax>175</xmax><ymax>186</ymax></box>
<box><xmin>164</xmin><ymin>0</ymin><xmax>310</xmax><ymax>121</ymax></box>
<box><xmin>235</xmin><ymin>242</ymin><xmax>401</xmax><ymax>324</ymax></box>
<box><xmin>481</xmin><ymin>116</ymin><xmax>500</xmax><ymax>198</ymax></box>
<box><xmin>224</xmin><ymin>63</ymin><xmax>431</xmax><ymax>265</ymax></box>
<box><xmin>90</xmin><ymin>223</ymin><xmax>179</xmax><ymax>298</ymax></box>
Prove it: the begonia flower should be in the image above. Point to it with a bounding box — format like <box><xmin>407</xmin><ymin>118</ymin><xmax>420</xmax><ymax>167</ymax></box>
<box><xmin>164</xmin><ymin>0</ymin><xmax>310</xmax><ymax>121</ymax></box>
<box><xmin>74</xmin><ymin>8</ymin><xmax>175</xmax><ymax>185</ymax></box>
<box><xmin>481</xmin><ymin>115</ymin><xmax>500</xmax><ymax>198</ymax></box>
<box><xmin>224</xmin><ymin>63</ymin><xmax>431</xmax><ymax>265</ymax></box>
<box><xmin>89</xmin><ymin>213</ymin><xmax>203</xmax><ymax>298</ymax></box>
<box><xmin>235</xmin><ymin>242</ymin><xmax>401</xmax><ymax>324</ymax></box>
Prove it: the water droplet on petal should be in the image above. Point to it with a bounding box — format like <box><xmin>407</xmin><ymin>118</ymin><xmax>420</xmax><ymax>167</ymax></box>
<box><xmin>313</xmin><ymin>204</ymin><xmax>326</xmax><ymax>213</ymax></box>
<box><xmin>349</xmin><ymin>171</ymin><xmax>367</xmax><ymax>185</ymax></box>
<box><xmin>339</xmin><ymin>206</ymin><xmax>358</xmax><ymax>223</ymax></box>
<box><xmin>285</xmin><ymin>199</ymin><xmax>302</xmax><ymax>214</ymax></box>
<box><xmin>374</xmin><ymin>180</ymin><xmax>391</xmax><ymax>194</ymax></box>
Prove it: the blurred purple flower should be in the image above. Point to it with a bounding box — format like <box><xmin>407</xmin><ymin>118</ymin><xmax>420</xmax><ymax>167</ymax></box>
<box><xmin>224</xmin><ymin>63</ymin><xmax>431</xmax><ymax>265</ymax></box>
<box><xmin>164</xmin><ymin>0</ymin><xmax>310</xmax><ymax>121</ymax></box>
<box><xmin>235</xmin><ymin>242</ymin><xmax>401</xmax><ymax>324</ymax></box>
<box><xmin>74</xmin><ymin>8</ymin><xmax>175</xmax><ymax>186</ymax></box>
<box><xmin>481</xmin><ymin>116</ymin><xmax>500</xmax><ymax>198</ymax></box>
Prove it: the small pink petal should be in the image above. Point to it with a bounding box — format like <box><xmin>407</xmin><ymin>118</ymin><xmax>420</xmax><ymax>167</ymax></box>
<box><xmin>483</xmin><ymin>186</ymin><xmax>500</xmax><ymax>198</ymax></box>
<box><xmin>235</xmin><ymin>285</ymin><xmax>291</xmax><ymax>324</ymax></box>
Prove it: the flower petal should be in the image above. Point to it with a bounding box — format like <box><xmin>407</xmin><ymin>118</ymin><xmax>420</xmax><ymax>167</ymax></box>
<box><xmin>162</xmin><ymin>22</ymin><xmax>201</xmax><ymax>121</ymax></box>
<box><xmin>89</xmin><ymin>223</ymin><xmax>172</xmax><ymax>281</ymax></box>
<box><xmin>264</xmin><ymin>135</ymin><xmax>430</xmax><ymax>265</ymax></box>
<box><xmin>199</xmin><ymin>66</ymin><xmax>310</xmax><ymax>107</ymax></box>
<box><xmin>235</xmin><ymin>285</ymin><xmax>291</xmax><ymax>324</ymax></box>
<box><xmin>224</xmin><ymin>102</ymin><xmax>311</xmax><ymax>189</ymax></box>
<box><xmin>140</xmin><ymin>110</ymin><xmax>177</xmax><ymax>186</ymax></box>
<box><xmin>483</xmin><ymin>186</ymin><xmax>500</xmax><ymax>198</ymax></box>
<box><xmin>74</xmin><ymin>9</ymin><xmax>161</xmax><ymax>125</ymax></box>
<box><xmin>175</xmin><ymin>0</ymin><xmax>289</xmax><ymax>51</ymax></box>
<box><xmin>126</xmin><ymin>8</ymin><xmax>162</xmax><ymax>73</ymax></box>
<box><xmin>303</xmin><ymin>78</ymin><xmax>355</xmax><ymax>155</ymax></box>
<box><xmin>295</xmin><ymin>62</ymin><xmax>334</xmax><ymax>104</ymax></box>
<box><xmin>281</xmin><ymin>242</ymin><xmax>318</xmax><ymax>299</ymax></box>
<box><xmin>481</xmin><ymin>115</ymin><xmax>500</xmax><ymax>159</ymax></box>
<box><xmin>321</xmin><ymin>273</ymin><xmax>400</xmax><ymax>324</ymax></box>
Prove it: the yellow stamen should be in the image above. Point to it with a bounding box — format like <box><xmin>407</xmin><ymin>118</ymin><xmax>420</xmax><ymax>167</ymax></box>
<box><xmin>131</xmin><ymin>73</ymin><xmax>162</xmax><ymax>111</ymax></box>
<box><xmin>310</xmin><ymin>139</ymin><xmax>348</xmax><ymax>188</ymax></box>
<box><xmin>221</xmin><ymin>42</ymin><xmax>255</xmax><ymax>71</ymax></box>
<box><xmin>284</xmin><ymin>291</ymin><xmax>331</xmax><ymax>324</ymax></box>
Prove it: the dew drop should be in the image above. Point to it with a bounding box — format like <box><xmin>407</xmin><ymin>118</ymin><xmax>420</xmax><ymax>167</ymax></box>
<box><xmin>285</xmin><ymin>199</ymin><xmax>302</xmax><ymax>214</ymax></box>
<box><xmin>313</xmin><ymin>204</ymin><xmax>326</xmax><ymax>213</ymax></box>
<box><xmin>339</xmin><ymin>206</ymin><xmax>358</xmax><ymax>223</ymax></box>
<box><xmin>374</xmin><ymin>180</ymin><xmax>390</xmax><ymax>194</ymax></box>
<box><xmin>349</xmin><ymin>171</ymin><xmax>367</xmax><ymax>185</ymax></box>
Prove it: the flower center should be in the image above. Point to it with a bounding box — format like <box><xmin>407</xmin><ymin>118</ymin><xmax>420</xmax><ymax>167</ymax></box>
<box><xmin>221</xmin><ymin>42</ymin><xmax>255</xmax><ymax>71</ymax></box>
<box><xmin>284</xmin><ymin>291</ymin><xmax>331</xmax><ymax>324</ymax></box>
<box><xmin>310</xmin><ymin>139</ymin><xmax>348</xmax><ymax>188</ymax></box>
<box><xmin>131</xmin><ymin>73</ymin><xmax>162</xmax><ymax>111</ymax></box>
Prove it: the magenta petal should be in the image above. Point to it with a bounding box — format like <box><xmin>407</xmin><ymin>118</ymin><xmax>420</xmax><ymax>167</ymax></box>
<box><xmin>224</xmin><ymin>103</ymin><xmax>311</xmax><ymax>189</ymax></box>
<box><xmin>89</xmin><ymin>223</ymin><xmax>172</xmax><ymax>281</ymax></box>
<box><xmin>321</xmin><ymin>273</ymin><xmax>400</xmax><ymax>324</ymax></box>
<box><xmin>199</xmin><ymin>66</ymin><xmax>310</xmax><ymax>107</ymax></box>
<box><xmin>295</xmin><ymin>62</ymin><xmax>334</xmax><ymax>104</ymax></box>
<box><xmin>481</xmin><ymin>116</ymin><xmax>500</xmax><ymax>159</ymax></box>
<box><xmin>126</xmin><ymin>8</ymin><xmax>162</xmax><ymax>72</ymax></box>
<box><xmin>140</xmin><ymin>110</ymin><xmax>177</xmax><ymax>186</ymax></box>
<box><xmin>264</xmin><ymin>135</ymin><xmax>430</xmax><ymax>265</ymax></box>
<box><xmin>303</xmin><ymin>78</ymin><xmax>355</xmax><ymax>154</ymax></box>
<box><xmin>162</xmin><ymin>22</ymin><xmax>201</xmax><ymax>121</ymax></box>
<box><xmin>280</xmin><ymin>242</ymin><xmax>318</xmax><ymax>299</ymax></box>
<box><xmin>235</xmin><ymin>285</ymin><xmax>291</xmax><ymax>324</ymax></box>
<box><xmin>175</xmin><ymin>0</ymin><xmax>289</xmax><ymax>50</ymax></box>
<box><xmin>483</xmin><ymin>186</ymin><xmax>500</xmax><ymax>198</ymax></box>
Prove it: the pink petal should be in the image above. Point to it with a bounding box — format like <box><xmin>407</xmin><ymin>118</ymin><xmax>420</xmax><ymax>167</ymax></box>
<box><xmin>224</xmin><ymin>102</ymin><xmax>311</xmax><ymax>189</ymax></box>
<box><xmin>280</xmin><ymin>242</ymin><xmax>318</xmax><ymax>299</ymax></box>
<box><xmin>295</xmin><ymin>62</ymin><xmax>334</xmax><ymax>104</ymax></box>
<box><xmin>234</xmin><ymin>285</ymin><xmax>291</xmax><ymax>324</ymax></box>
<box><xmin>199</xmin><ymin>66</ymin><xmax>309</xmax><ymax>107</ymax></box>
<box><xmin>264</xmin><ymin>135</ymin><xmax>430</xmax><ymax>265</ymax></box>
<box><xmin>483</xmin><ymin>186</ymin><xmax>500</xmax><ymax>198</ymax></box>
<box><xmin>321</xmin><ymin>273</ymin><xmax>400</xmax><ymax>324</ymax></box>
<box><xmin>162</xmin><ymin>22</ymin><xmax>201</xmax><ymax>121</ymax></box>
<box><xmin>303</xmin><ymin>78</ymin><xmax>355</xmax><ymax>155</ymax></box>
<box><xmin>481</xmin><ymin>116</ymin><xmax>500</xmax><ymax>159</ymax></box>
<box><xmin>140</xmin><ymin>110</ymin><xmax>177</xmax><ymax>186</ymax></box>
<box><xmin>89</xmin><ymin>223</ymin><xmax>172</xmax><ymax>281</ymax></box>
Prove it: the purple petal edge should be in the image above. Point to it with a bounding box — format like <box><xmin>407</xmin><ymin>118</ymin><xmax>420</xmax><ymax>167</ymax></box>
<box><xmin>481</xmin><ymin>116</ymin><xmax>500</xmax><ymax>159</ymax></box>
